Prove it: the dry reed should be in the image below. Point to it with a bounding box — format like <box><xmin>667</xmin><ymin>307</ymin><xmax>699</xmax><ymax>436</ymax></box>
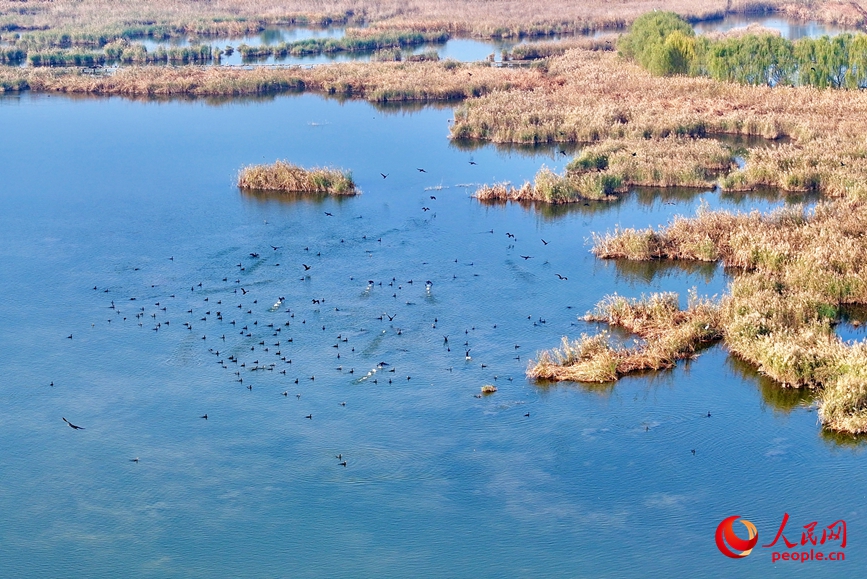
<box><xmin>474</xmin><ymin>137</ymin><xmax>735</xmax><ymax>203</ymax></box>
<box><xmin>237</xmin><ymin>161</ymin><xmax>356</xmax><ymax>194</ymax></box>
<box><xmin>590</xmin><ymin>198</ymin><xmax>867</xmax><ymax>433</ymax></box>
<box><xmin>0</xmin><ymin>59</ymin><xmax>545</xmax><ymax>100</ymax></box>
<box><xmin>0</xmin><ymin>1</ymin><xmax>804</xmax><ymax>43</ymax></box>
<box><xmin>528</xmin><ymin>291</ymin><xmax>722</xmax><ymax>382</ymax></box>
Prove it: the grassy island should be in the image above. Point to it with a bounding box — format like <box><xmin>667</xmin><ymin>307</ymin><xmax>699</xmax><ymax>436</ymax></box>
<box><xmin>237</xmin><ymin>161</ymin><xmax>356</xmax><ymax>195</ymax></box>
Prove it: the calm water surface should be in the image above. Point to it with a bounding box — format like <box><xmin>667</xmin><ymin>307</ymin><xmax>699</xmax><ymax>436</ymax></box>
<box><xmin>140</xmin><ymin>27</ymin><xmax>598</xmax><ymax>66</ymax></box>
<box><xmin>0</xmin><ymin>92</ymin><xmax>864</xmax><ymax>577</ymax></box>
<box><xmin>694</xmin><ymin>14</ymin><xmax>852</xmax><ymax>39</ymax></box>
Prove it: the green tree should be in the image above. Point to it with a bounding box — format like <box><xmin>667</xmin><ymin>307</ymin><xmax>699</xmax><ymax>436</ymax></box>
<box><xmin>654</xmin><ymin>30</ymin><xmax>696</xmax><ymax>75</ymax></box>
<box><xmin>618</xmin><ymin>11</ymin><xmax>695</xmax><ymax>71</ymax></box>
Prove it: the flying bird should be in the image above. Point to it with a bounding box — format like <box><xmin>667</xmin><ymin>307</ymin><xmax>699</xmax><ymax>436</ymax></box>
<box><xmin>62</xmin><ymin>417</ymin><xmax>84</xmax><ymax>430</ymax></box>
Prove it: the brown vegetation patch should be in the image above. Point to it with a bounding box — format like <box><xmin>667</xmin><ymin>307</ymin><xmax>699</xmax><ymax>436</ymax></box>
<box><xmin>590</xmin><ymin>198</ymin><xmax>867</xmax><ymax>433</ymax></box>
<box><xmin>0</xmin><ymin>59</ymin><xmax>545</xmax><ymax>100</ymax></box>
<box><xmin>528</xmin><ymin>292</ymin><xmax>721</xmax><ymax>383</ymax></box>
<box><xmin>237</xmin><ymin>161</ymin><xmax>356</xmax><ymax>194</ymax></box>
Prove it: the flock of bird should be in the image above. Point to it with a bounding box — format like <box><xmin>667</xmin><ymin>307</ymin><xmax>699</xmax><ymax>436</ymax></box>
<box><xmin>59</xmin><ymin>183</ymin><xmax>586</xmax><ymax>468</ymax></box>
<box><xmin>59</xmin><ymin>168</ymin><xmax>709</xmax><ymax>465</ymax></box>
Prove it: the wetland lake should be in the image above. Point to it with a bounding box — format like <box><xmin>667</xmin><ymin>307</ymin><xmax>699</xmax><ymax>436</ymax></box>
<box><xmin>0</xmin><ymin>92</ymin><xmax>863</xmax><ymax>577</ymax></box>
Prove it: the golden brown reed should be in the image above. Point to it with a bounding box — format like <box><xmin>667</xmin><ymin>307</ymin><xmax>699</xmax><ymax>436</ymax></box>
<box><xmin>528</xmin><ymin>291</ymin><xmax>721</xmax><ymax>383</ymax></box>
<box><xmin>474</xmin><ymin>137</ymin><xmax>735</xmax><ymax>203</ymax></box>
<box><xmin>590</xmin><ymin>198</ymin><xmax>867</xmax><ymax>433</ymax></box>
<box><xmin>237</xmin><ymin>161</ymin><xmax>356</xmax><ymax>194</ymax></box>
<box><xmin>0</xmin><ymin>0</ymin><xmax>812</xmax><ymax>41</ymax></box>
<box><xmin>452</xmin><ymin>48</ymin><xmax>867</xmax><ymax>199</ymax></box>
<box><xmin>0</xmin><ymin>60</ymin><xmax>546</xmax><ymax>100</ymax></box>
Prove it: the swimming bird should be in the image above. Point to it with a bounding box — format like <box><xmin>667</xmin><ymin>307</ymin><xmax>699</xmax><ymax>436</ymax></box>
<box><xmin>201</xmin><ymin>414</ymin><xmax>208</xmax><ymax>420</ymax></box>
<box><xmin>524</xmin><ymin>412</ymin><xmax>530</xmax><ymax>417</ymax></box>
<box><xmin>62</xmin><ymin>417</ymin><xmax>84</xmax><ymax>430</ymax></box>
<box><xmin>339</xmin><ymin>461</ymin><xmax>347</xmax><ymax>467</ymax></box>
<box><xmin>130</xmin><ymin>457</ymin><xmax>139</xmax><ymax>463</ymax></box>
<box><xmin>305</xmin><ymin>414</ymin><xmax>312</xmax><ymax>419</ymax></box>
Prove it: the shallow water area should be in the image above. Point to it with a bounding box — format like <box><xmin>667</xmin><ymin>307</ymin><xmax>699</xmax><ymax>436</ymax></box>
<box><xmin>137</xmin><ymin>27</ymin><xmax>598</xmax><ymax>66</ymax></box>
<box><xmin>694</xmin><ymin>14</ymin><xmax>852</xmax><ymax>39</ymax></box>
<box><xmin>0</xmin><ymin>92</ymin><xmax>863</xmax><ymax>578</ymax></box>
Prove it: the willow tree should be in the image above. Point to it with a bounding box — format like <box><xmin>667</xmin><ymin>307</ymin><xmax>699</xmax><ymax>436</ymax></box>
<box><xmin>618</xmin><ymin>11</ymin><xmax>695</xmax><ymax>74</ymax></box>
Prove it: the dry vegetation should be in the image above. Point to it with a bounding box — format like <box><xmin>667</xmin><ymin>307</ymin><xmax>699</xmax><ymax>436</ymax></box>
<box><xmin>584</xmin><ymin>199</ymin><xmax>867</xmax><ymax>433</ymax></box>
<box><xmin>474</xmin><ymin>137</ymin><xmax>735</xmax><ymax>203</ymax></box>
<box><xmin>529</xmin><ymin>292</ymin><xmax>721</xmax><ymax>382</ymax></box>
<box><xmin>3</xmin><ymin>1</ymin><xmax>840</xmax><ymax>41</ymax></box>
<box><xmin>0</xmin><ymin>59</ymin><xmax>545</xmax><ymax>100</ymax></box>
<box><xmin>237</xmin><ymin>161</ymin><xmax>356</xmax><ymax>194</ymax></box>
<box><xmin>452</xmin><ymin>48</ymin><xmax>867</xmax><ymax>198</ymax></box>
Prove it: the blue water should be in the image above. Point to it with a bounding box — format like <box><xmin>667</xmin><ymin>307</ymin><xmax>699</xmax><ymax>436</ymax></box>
<box><xmin>137</xmin><ymin>27</ymin><xmax>594</xmax><ymax>66</ymax></box>
<box><xmin>0</xmin><ymin>92</ymin><xmax>863</xmax><ymax>577</ymax></box>
<box><xmin>694</xmin><ymin>15</ymin><xmax>849</xmax><ymax>40</ymax></box>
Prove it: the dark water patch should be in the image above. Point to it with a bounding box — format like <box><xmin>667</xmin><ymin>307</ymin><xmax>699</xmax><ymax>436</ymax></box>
<box><xmin>610</xmin><ymin>258</ymin><xmax>720</xmax><ymax>285</ymax></box>
<box><xmin>726</xmin><ymin>355</ymin><xmax>816</xmax><ymax>413</ymax></box>
<box><xmin>476</xmin><ymin>185</ymin><xmax>813</xmax><ymax>224</ymax></box>
<box><xmin>451</xmin><ymin>136</ymin><xmax>582</xmax><ymax>160</ymax></box>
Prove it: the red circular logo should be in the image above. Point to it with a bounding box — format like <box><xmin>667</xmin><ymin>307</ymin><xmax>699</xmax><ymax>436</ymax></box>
<box><xmin>716</xmin><ymin>515</ymin><xmax>758</xmax><ymax>558</ymax></box>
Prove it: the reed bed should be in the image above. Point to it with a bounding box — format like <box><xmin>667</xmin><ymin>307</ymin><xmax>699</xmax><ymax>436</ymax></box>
<box><xmin>0</xmin><ymin>46</ymin><xmax>25</xmax><ymax>64</ymax></box>
<box><xmin>236</xmin><ymin>30</ymin><xmax>448</xmax><ymax>60</ymax></box>
<box><xmin>27</xmin><ymin>44</ymin><xmax>213</xmax><ymax>67</ymax></box>
<box><xmin>0</xmin><ymin>0</ymin><xmax>790</xmax><ymax>45</ymax></box>
<box><xmin>475</xmin><ymin>137</ymin><xmax>735</xmax><ymax>203</ymax></box>
<box><xmin>502</xmin><ymin>35</ymin><xmax>616</xmax><ymax>61</ymax></box>
<box><xmin>528</xmin><ymin>291</ymin><xmax>722</xmax><ymax>382</ymax></box>
<box><xmin>589</xmin><ymin>198</ymin><xmax>867</xmax><ymax>433</ymax></box>
<box><xmin>451</xmin><ymin>48</ymin><xmax>867</xmax><ymax>144</ymax></box>
<box><xmin>0</xmin><ymin>59</ymin><xmax>543</xmax><ymax>100</ymax></box>
<box><xmin>237</xmin><ymin>161</ymin><xmax>356</xmax><ymax>194</ymax></box>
